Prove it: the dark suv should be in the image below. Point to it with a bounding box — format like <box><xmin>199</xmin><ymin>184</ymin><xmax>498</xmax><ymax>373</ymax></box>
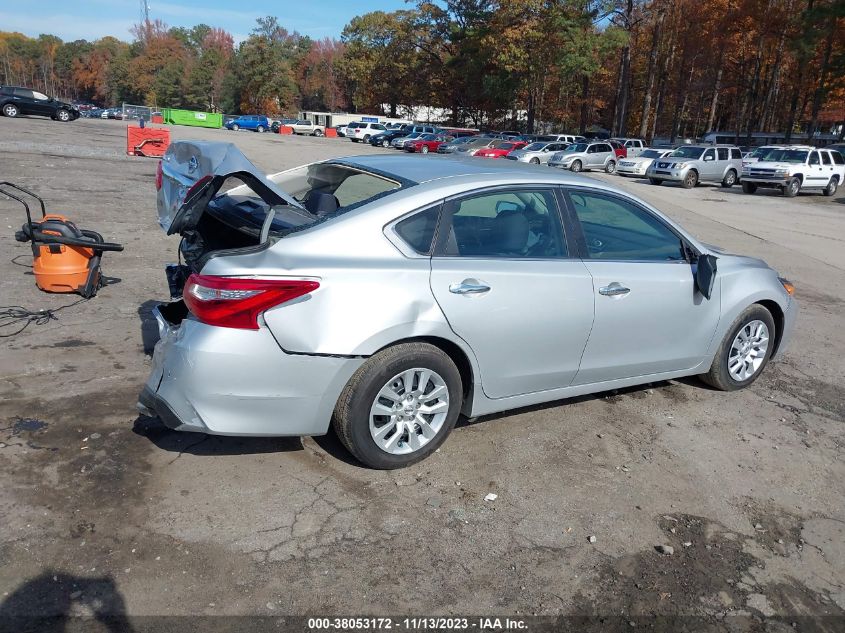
<box><xmin>0</xmin><ymin>86</ymin><xmax>79</xmax><ymax>121</ymax></box>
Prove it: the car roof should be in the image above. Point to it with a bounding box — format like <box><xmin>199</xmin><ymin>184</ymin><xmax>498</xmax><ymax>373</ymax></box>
<box><xmin>332</xmin><ymin>154</ymin><xmax>600</xmax><ymax>186</ymax></box>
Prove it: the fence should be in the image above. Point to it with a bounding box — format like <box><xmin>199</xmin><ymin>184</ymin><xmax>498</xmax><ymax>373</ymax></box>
<box><xmin>122</xmin><ymin>103</ymin><xmax>154</xmax><ymax>122</ymax></box>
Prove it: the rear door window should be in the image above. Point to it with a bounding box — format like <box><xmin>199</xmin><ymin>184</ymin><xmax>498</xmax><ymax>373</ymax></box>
<box><xmin>717</xmin><ymin>148</ymin><xmax>728</xmax><ymax>160</ymax></box>
<box><xmin>821</xmin><ymin>152</ymin><xmax>831</xmax><ymax>165</ymax></box>
<box><xmin>437</xmin><ymin>189</ymin><xmax>567</xmax><ymax>259</ymax></box>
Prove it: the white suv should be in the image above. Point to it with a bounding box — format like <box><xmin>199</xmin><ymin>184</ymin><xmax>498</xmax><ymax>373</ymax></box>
<box><xmin>741</xmin><ymin>146</ymin><xmax>844</xmax><ymax>197</ymax></box>
<box><xmin>349</xmin><ymin>122</ymin><xmax>387</xmax><ymax>142</ymax></box>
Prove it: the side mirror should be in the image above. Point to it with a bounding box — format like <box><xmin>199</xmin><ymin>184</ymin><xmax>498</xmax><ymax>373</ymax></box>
<box><xmin>703</xmin><ymin>156</ymin><xmax>714</xmax><ymax>161</ymax></box>
<box><xmin>695</xmin><ymin>254</ymin><xmax>717</xmax><ymax>299</ymax></box>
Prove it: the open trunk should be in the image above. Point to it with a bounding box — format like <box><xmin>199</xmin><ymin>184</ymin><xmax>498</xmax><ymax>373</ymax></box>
<box><xmin>157</xmin><ymin>141</ymin><xmax>316</xmax><ymax>275</ymax></box>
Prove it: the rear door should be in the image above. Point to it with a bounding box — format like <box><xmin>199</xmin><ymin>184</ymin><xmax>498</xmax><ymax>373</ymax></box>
<box><xmin>564</xmin><ymin>188</ymin><xmax>721</xmax><ymax>384</ymax></box>
<box><xmin>13</xmin><ymin>88</ymin><xmax>40</xmax><ymax>115</ymax></box>
<box><xmin>806</xmin><ymin>151</ymin><xmax>826</xmax><ymax>187</ymax></box>
<box><xmin>429</xmin><ymin>186</ymin><xmax>594</xmax><ymax>398</ymax></box>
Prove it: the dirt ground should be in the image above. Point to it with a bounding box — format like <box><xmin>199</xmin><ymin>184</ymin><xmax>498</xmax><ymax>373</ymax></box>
<box><xmin>1</xmin><ymin>117</ymin><xmax>844</xmax><ymax>631</ymax></box>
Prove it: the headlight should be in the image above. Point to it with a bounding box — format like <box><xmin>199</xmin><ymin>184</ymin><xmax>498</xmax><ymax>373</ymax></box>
<box><xmin>742</xmin><ymin>166</ymin><xmax>751</xmax><ymax>174</ymax></box>
<box><xmin>774</xmin><ymin>169</ymin><xmax>789</xmax><ymax>178</ymax></box>
<box><xmin>675</xmin><ymin>162</ymin><xmax>689</xmax><ymax>169</ymax></box>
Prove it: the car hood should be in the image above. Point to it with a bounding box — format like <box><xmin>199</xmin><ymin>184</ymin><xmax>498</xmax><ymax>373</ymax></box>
<box><xmin>747</xmin><ymin>161</ymin><xmax>795</xmax><ymax>169</ymax></box>
<box><xmin>157</xmin><ymin>141</ymin><xmax>305</xmax><ymax>235</ymax></box>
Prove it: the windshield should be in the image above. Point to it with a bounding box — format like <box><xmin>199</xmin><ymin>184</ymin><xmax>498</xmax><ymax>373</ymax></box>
<box><xmin>419</xmin><ymin>134</ymin><xmax>437</xmax><ymax>140</ymax></box>
<box><xmin>763</xmin><ymin>149</ymin><xmax>808</xmax><ymax>163</ymax></box>
<box><xmin>669</xmin><ymin>146</ymin><xmax>705</xmax><ymax>159</ymax></box>
<box><xmin>491</xmin><ymin>141</ymin><xmax>515</xmax><ymax>149</ymax></box>
<box><xmin>524</xmin><ymin>142</ymin><xmax>547</xmax><ymax>151</ymax></box>
<box><xmin>640</xmin><ymin>149</ymin><xmax>663</xmax><ymax>159</ymax></box>
<box><xmin>564</xmin><ymin>143</ymin><xmax>588</xmax><ymax>153</ymax></box>
<box><xmin>749</xmin><ymin>147</ymin><xmax>779</xmax><ymax>159</ymax></box>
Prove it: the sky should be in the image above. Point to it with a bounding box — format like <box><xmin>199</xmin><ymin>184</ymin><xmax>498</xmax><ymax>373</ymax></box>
<box><xmin>0</xmin><ymin>0</ymin><xmax>407</xmax><ymax>43</ymax></box>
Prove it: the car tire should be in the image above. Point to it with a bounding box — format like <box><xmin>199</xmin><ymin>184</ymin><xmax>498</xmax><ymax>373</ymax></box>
<box><xmin>530</xmin><ymin>157</ymin><xmax>540</xmax><ymax>165</ymax></box>
<box><xmin>681</xmin><ymin>170</ymin><xmax>698</xmax><ymax>189</ymax></box>
<box><xmin>256</xmin><ymin>125</ymin><xmax>265</xmax><ymax>133</ymax></box>
<box><xmin>314</xmin><ymin>129</ymin><xmax>324</xmax><ymax>137</ymax></box>
<box><xmin>721</xmin><ymin>169</ymin><xmax>737</xmax><ymax>188</ymax></box>
<box><xmin>363</xmin><ymin>135</ymin><xmax>370</xmax><ymax>142</ymax></box>
<box><xmin>2</xmin><ymin>103</ymin><xmax>19</xmax><ymax>117</ymax></box>
<box><xmin>231</xmin><ymin>123</ymin><xmax>239</xmax><ymax>131</ymax></box>
<box><xmin>822</xmin><ymin>177</ymin><xmax>838</xmax><ymax>197</ymax></box>
<box><xmin>382</xmin><ymin>139</ymin><xmax>390</xmax><ymax>147</ymax></box>
<box><xmin>570</xmin><ymin>160</ymin><xmax>583</xmax><ymax>173</ymax></box>
<box><xmin>699</xmin><ymin>304</ymin><xmax>776</xmax><ymax>392</ymax></box>
<box><xmin>56</xmin><ymin>108</ymin><xmax>71</xmax><ymax>122</ymax></box>
<box><xmin>605</xmin><ymin>160</ymin><xmax>617</xmax><ymax>174</ymax></box>
<box><xmin>332</xmin><ymin>342</ymin><xmax>463</xmax><ymax>469</ymax></box>
<box><xmin>649</xmin><ymin>177</ymin><xmax>663</xmax><ymax>185</ymax></box>
<box><xmin>783</xmin><ymin>177</ymin><xmax>801</xmax><ymax>197</ymax></box>
<box><xmin>421</xmin><ymin>146</ymin><xmax>429</xmax><ymax>154</ymax></box>
<box><xmin>741</xmin><ymin>182</ymin><xmax>757</xmax><ymax>194</ymax></box>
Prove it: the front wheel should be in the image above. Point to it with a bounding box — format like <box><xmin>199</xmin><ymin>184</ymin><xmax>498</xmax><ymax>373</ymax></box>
<box><xmin>231</xmin><ymin>123</ymin><xmax>239</xmax><ymax>131</ymax></box>
<box><xmin>681</xmin><ymin>170</ymin><xmax>698</xmax><ymax>189</ymax></box>
<box><xmin>530</xmin><ymin>157</ymin><xmax>540</xmax><ymax>165</ymax></box>
<box><xmin>421</xmin><ymin>145</ymin><xmax>429</xmax><ymax>154</ymax></box>
<box><xmin>382</xmin><ymin>139</ymin><xmax>390</xmax><ymax>147</ymax></box>
<box><xmin>742</xmin><ymin>182</ymin><xmax>757</xmax><ymax>194</ymax></box>
<box><xmin>649</xmin><ymin>177</ymin><xmax>663</xmax><ymax>185</ymax></box>
<box><xmin>700</xmin><ymin>305</ymin><xmax>775</xmax><ymax>391</ymax></box>
<box><xmin>332</xmin><ymin>343</ymin><xmax>463</xmax><ymax>469</ymax></box>
<box><xmin>783</xmin><ymin>177</ymin><xmax>801</xmax><ymax>197</ymax></box>
<box><xmin>56</xmin><ymin>108</ymin><xmax>71</xmax><ymax>122</ymax></box>
<box><xmin>823</xmin><ymin>178</ymin><xmax>838</xmax><ymax>197</ymax></box>
<box><xmin>721</xmin><ymin>169</ymin><xmax>737</xmax><ymax>188</ymax></box>
<box><xmin>570</xmin><ymin>160</ymin><xmax>583</xmax><ymax>173</ymax></box>
<box><xmin>605</xmin><ymin>160</ymin><xmax>617</xmax><ymax>174</ymax></box>
<box><xmin>256</xmin><ymin>125</ymin><xmax>265</xmax><ymax>133</ymax></box>
<box><xmin>2</xmin><ymin>103</ymin><xmax>19</xmax><ymax>117</ymax></box>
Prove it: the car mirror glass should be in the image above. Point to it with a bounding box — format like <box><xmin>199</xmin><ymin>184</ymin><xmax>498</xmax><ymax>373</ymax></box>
<box><xmin>696</xmin><ymin>254</ymin><xmax>717</xmax><ymax>300</ymax></box>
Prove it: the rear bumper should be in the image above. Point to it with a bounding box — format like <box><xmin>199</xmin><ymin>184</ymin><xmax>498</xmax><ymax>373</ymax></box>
<box><xmin>137</xmin><ymin>307</ymin><xmax>364</xmax><ymax>436</ymax></box>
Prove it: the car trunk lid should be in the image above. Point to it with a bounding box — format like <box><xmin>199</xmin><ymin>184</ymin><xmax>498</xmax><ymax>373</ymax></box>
<box><xmin>157</xmin><ymin>141</ymin><xmax>306</xmax><ymax>236</ymax></box>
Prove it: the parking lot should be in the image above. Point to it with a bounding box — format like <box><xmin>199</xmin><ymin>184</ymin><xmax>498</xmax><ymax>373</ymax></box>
<box><xmin>1</xmin><ymin>117</ymin><xmax>844</xmax><ymax>628</ymax></box>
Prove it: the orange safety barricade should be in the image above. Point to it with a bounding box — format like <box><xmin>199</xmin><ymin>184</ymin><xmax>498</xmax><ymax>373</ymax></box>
<box><xmin>325</xmin><ymin>127</ymin><xmax>337</xmax><ymax>138</ymax></box>
<box><xmin>151</xmin><ymin>114</ymin><xmax>164</xmax><ymax>124</ymax></box>
<box><xmin>126</xmin><ymin>125</ymin><xmax>171</xmax><ymax>157</ymax></box>
<box><xmin>278</xmin><ymin>125</ymin><xmax>293</xmax><ymax>135</ymax></box>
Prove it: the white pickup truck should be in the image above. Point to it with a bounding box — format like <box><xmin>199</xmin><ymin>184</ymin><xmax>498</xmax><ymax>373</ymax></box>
<box><xmin>740</xmin><ymin>146</ymin><xmax>844</xmax><ymax>197</ymax></box>
<box><xmin>289</xmin><ymin>119</ymin><xmax>325</xmax><ymax>136</ymax></box>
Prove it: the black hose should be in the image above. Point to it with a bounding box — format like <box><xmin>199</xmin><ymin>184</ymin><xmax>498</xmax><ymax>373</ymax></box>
<box><xmin>28</xmin><ymin>230</ymin><xmax>124</xmax><ymax>252</ymax></box>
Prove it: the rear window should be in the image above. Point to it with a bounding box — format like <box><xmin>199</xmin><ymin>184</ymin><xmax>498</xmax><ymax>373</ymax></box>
<box><xmin>270</xmin><ymin>162</ymin><xmax>402</xmax><ymax>211</ymax></box>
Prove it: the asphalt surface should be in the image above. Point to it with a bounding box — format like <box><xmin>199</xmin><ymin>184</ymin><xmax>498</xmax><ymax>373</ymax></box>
<box><xmin>0</xmin><ymin>117</ymin><xmax>843</xmax><ymax>630</ymax></box>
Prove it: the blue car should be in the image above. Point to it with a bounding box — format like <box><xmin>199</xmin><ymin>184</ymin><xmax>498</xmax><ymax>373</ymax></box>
<box><xmin>225</xmin><ymin>115</ymin><xmax>270</xmax><ymax>132</ymax></box>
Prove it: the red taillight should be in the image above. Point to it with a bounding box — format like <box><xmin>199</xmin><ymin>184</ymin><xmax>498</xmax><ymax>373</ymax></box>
<box><xmin>183</xmin><ymin>274</ymin><xmax>319</xmax><ymax>330</ymax></box>
<box><xmin>155</xmin><ymin>160</ymin><xmax>163</xmax><ymax>190</ymax></box>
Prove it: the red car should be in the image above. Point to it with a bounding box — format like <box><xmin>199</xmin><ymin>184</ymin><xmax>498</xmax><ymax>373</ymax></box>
<box><xmin>406</xmin><ymin>133</ymin><xmax>454</xmax><ymax>154</ymax></box>
<box><xmin>608</xmin><ymin>139</ymin><xmax>627</xmax><ymax>159</ymax></box>
<box><xmin>474</xmin><ymin>140</ymin><xmax>528</xmax><ymax>158</ymax></box>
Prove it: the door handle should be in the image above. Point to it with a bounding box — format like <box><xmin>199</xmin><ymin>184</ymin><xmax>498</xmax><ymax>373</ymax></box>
<box><xmin>449</xmin><ymin>281</ymin><xmax>491</xmax><ymax>295</ymax></box>
<box><xmin>599</xmin><ymin>283</ymin><xmax>630</xmax><ymax>297</ymax></box>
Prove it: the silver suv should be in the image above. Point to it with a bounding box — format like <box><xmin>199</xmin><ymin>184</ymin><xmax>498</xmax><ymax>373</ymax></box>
<box><xmin>646</xmin><ymin>145</ymin><xmax>743</xmax><ymax>188</ymax></box>
<box><xmin>548</xmin><ymin>141</ymin><xmax>617</xmax><ymax>173</ymax></box>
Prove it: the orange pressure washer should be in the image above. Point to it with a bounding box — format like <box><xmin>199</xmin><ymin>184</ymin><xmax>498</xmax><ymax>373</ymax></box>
<box><xmin>4</xmin><ymin>182</ymin><xmax>124</xmax><ymax>298</ymax></box>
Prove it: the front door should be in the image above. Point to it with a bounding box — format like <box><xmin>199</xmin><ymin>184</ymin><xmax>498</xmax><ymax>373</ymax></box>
<box><xmin>429</xmin><ymin>187</ymin><xmax>595</xmax><ymax>398</ymax></box>
<box><xmin>564</xmin><ymin>188</ymin><xmax>721</xmax><ymax>385</ymax></box>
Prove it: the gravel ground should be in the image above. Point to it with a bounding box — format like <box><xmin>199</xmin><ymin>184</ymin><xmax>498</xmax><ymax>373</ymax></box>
<box><xmin>0</xmin><ymin>116</ymin><xmax>843</xmax><ymax>631</ymax></box>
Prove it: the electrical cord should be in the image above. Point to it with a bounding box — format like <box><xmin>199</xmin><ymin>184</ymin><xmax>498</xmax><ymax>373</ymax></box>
<box><xmin>0</xmin><ymin>297</ymin><xmax>88</xmax><ymax>338</ymax></box>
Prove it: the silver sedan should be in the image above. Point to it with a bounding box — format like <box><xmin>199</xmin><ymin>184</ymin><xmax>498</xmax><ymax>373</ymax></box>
<box><xmin>505</xmin><ymin>141</ymin><xmax>570</xmax><ymax>165</ymax></box>
<box><xmin>140</xmin><ymin>143</ymin><xmax>798</xmax><ymax>469</ymax></box>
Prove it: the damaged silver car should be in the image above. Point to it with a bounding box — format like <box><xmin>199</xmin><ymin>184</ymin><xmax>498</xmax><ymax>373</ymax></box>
<box><xmin>139</xmin><ymin>141</ymin><xmax>798</xmax><ymax>469</ymax></box>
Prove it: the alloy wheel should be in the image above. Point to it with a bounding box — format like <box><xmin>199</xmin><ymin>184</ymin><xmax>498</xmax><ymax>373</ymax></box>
<box><xmin>728</xmin><ymin>320</ymin><xmax>769</xmax><ymax>382</ymax></box>
<box><xmin>369</xmin><ymin>368</ymin><xmax>449</xmax><ymax>455</ymax></box>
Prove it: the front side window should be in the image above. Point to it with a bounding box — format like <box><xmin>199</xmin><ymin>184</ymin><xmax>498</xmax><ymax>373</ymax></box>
<box><xmin>809</xmin><ymin>152</ymin><xmax>820</xmax><ymax>165</ymax></box>
<box><xmin>703</xmin><ymin>149</ymin><xmax>716</xmax><ymax>161</ymax></box>
<box><xmin>439</xmin><ymin>189</ymin><xmax>566</xmax><ymax>259</ymax></box>
<box><xmin>568</xmin><ymin>190</ymin><xmax>685</xmax><ymax>262</ymax></box>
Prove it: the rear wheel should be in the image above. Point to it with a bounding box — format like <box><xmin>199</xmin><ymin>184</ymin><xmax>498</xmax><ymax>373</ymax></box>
<box><xmin>333</xmin><ymin>343</ymin><xmax>463</xmax><ymax>469</ymax></box>
<box><xmin>700</xmin><ymin>305</ymin><xmax>775</xmax><ymax>391</ymax></box>
<box><xmin>605</xmin><ymin>160</ymin><xmax>617</xmax><ymax>174</ymax></box>
<box><xmin>823</xmin><ymin>177</ymin><xmax>838</xmax><ymax>197</ymax></box>
<box><xmin>314</xmin><ymin>129</ymin><xmax>324</xmax><ymax>137</ymax></box>
<box><xmin>649</xmin><ymin>177</ymin><xmax>663</xmax><ymax>185</ymax></box>
<box><xmin>363</xmin><ymin>134</ymin><xmax>371</xmax><ymax>142</ymax></box>
<box><xmin>742</xmin><ymin>182</ymin><xmax>757</xmax><ymax>194</ymax></box>
<box><xmin>783</xmin><ymin>177</ymin><xmax>801</xmax><ymax>197</ymax></box>
<box><xmin>3</xmin><ymin>103</ymin><xmax>19</xmax><ymax>117</ymax></box>
<box><xmin>681</xmin><ymin>170</ymin><xmax>698</xmax><ymax>189</ymax></box>
<box><xmin>570</xmin><ymin>160</ymin><xmax>583</xmax><ymax>173</ymax></box>
<box><xmin>721</xmin><ymin>169</ymin><xmax>737</xmax><ymax>188</ymax></box>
